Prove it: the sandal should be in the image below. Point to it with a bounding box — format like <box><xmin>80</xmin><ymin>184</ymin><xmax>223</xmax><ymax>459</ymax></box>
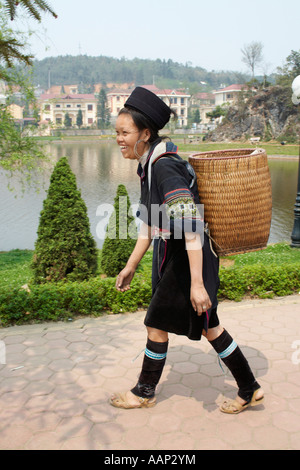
<box><xmin>109</xmin><ymin>392</ymin><xmax>156</xmax><ymax>409</ymax></box>
<box><xmin>220</xmin><ymin>389</ymin><xmax>264</xmax><ymax>414</ymax></box>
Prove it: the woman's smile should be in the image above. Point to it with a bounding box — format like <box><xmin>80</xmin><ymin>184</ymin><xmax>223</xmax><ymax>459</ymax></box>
<box><xmin>115</xmin><ymin>113</ymin><xmax>149</xmax><ymax>160</ymax></box>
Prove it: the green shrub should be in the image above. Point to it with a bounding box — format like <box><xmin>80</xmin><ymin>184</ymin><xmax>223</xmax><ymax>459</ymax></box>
<box><xmin>0</xmin><ymin>275</ymin><xmax>152</xmax><ymax>327</ymax></box>
<box><xmin>100</xmin><ymin>184</ymin><xmax>137</xmax><ymax>277</ymax></box>
<box><xmin>31</xmin><ymin>157</ymin><xmax>98</xmax><ymax>283</ymax></box>
<box><xmin>218</xmin><ymin>262</ymin><xmax>300</xmax><ymax>301</ymax></box>
<box><xmin>0</xmin><ymin>244</ymin><xmax>300</xmax><ymax>327</ymax></box>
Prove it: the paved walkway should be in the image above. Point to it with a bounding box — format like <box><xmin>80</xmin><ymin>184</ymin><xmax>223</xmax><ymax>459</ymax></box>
<box><xmin>0</xmin><ymin>295</ymin><xmax>300</xmax><ymax>450</ymax></box>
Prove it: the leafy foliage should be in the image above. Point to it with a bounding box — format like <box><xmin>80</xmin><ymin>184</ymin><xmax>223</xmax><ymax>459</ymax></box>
<box><xmin>0</xmin><ymin>4</ymin><xmax>49</xmax><ymax>176</ymax></box>
<box><xmin>0</xmin><ymin>243</ymin><xmax>300</xmax><ymax>326</ymax></box>
<box><xmin>30</xmin><ymin>55</ymin><xmax>250</xmax><ymax>91</ymax></box>
<box><xmin>100</xmin><ymin>184</ymin><xmax>137</xmax><ymax>277</ymax></box>
<box><xmin>0</xmin><ymin>104</ymin><xmax>46</xmax><ymax>176</ymax></box>
<box><xmin>0</xmin><ymin>1</ymin><xmax>57</xmax><ymax>70</ymax></box>
<box><xmin>0</xmin><ymin>35</ymin><xmax>33</xmax><ymax>68</ymax></box>
<box><xmin>32</xmin><ymin>157</ymin><xmax>98</xmax><ymax>283</ymax></box>
<box><xmin>276</xmin><ymin>49</ymin><xmax>300</xmax><ymax>86</ymax></box>
<box><xmin>97</xmin><ymin>88</ymin><xmax>110</xmax><ymax>128</ymax></box>
<box><xmin>0</xmin><ymin>273</ymin><xmax>152</xmax><ymax>326</ymax></box>
<box><xmin>3</xmin><ymin>0</ymin><xmax>57</xmax><ymax>21</ymax></box>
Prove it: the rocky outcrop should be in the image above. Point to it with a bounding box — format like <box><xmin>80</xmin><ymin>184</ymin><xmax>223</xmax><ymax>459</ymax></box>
<box><xmin>206</xmin><ymin>86</ymin><xmax>299</xmax><ymax>142</ymax></box>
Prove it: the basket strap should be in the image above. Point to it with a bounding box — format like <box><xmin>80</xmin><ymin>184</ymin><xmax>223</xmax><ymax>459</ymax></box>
<box><xmin>204</xmin><ymin>223</ymin><xmax>222</xmax><ymax>256</ymax></box>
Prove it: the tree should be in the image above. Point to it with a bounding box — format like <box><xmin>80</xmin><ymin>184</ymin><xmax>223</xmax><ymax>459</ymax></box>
<box><xmin>0</xmin><ymin>3</ymin><xmax>31</xmax><ymax>75</ymax></box>
<box><xmin>276</xmin><ymin>49</ymin><xmax>300</xmax><ymax>86</ymax></box>
<box><xmin>0</xmin><ymin>105</ymin><xmax>45</xmax><ymax>173</ymax></box>
<box><xmin>0</xmin><ymin>35</ymin><xmax>33</xmax><ymax>70</ymax></box>
<box><xmin>193</xmin><ymin>108</ymin><xmax>201</xmax><ymax>124</ymax></box>
<box><xmin>206</xmin><ymin>105</ymin><xmax>227</xmax><ymax>121</ymax></box>
<box><xmin>3</xmin><ymin>0</ymin><xmax>57</xmax><ymax>21</ymax></box>
<box><xmin>241</xmin><ymin>41</ymin><xmax>263</xmax><ymax>78</ymax></box>
<box><xmin>101</xmin><ymin>184</ymin><xmax>137</xmax><ymax>277</ymax></box>
<box><xmin>76</xmin><ymin>109</ymin><xmax>83</xmax><ymax>128</ymax></box>
<box><xmin>0</xmin><ymin>1</ymin><xmax>57</xmax><ymax>69</ymax></box>
<box><xmin>0</xmin><ymin>0</ymin><xmax>57</xmax><ymax>177</ymax></box>
<box><xmin>97</xmin><ymin>88</ymin><xmax>110</xmax><ymax>128</ymax></box>
<box><xmin>32</xmin><ymin>157</ymin><xmax>98</xmax><ymax>283</ymax></box>
<box><xmin>64</xmin><ymin>112</ymin><xmax>72</xmax><ymax>127</ymax></box>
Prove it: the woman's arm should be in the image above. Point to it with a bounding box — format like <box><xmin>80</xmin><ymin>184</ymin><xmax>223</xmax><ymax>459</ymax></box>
<box><xmin>116</xmin><ymin>223</ymin><xmax>152</xmax><ymax>292</ymax></box>
<box><xmin>185</xmin><ymin>232</ymin><xmax>212</xmax><ymax>316</ymax></box>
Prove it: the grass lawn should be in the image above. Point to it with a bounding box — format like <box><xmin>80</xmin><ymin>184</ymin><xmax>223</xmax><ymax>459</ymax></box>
<box><xmin>225</xmin><ymin>242</ymin><xmax>300</xmax><ymax>266</ymax></box>
<box><xmin>175</xmin><ymin>140</ymin><xmax>299</xmax><ymax>157</ymax></box>
<box><xmin>0</xmin><ymin>250</ymin><xmax>33</xmax><ymax>289</ymax></box>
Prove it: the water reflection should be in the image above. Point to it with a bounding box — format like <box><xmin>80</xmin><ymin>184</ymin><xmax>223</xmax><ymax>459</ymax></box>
<box><xmin>268</xmin><ymin>159</ymin><xmax>299</xmax><ymax>243</ymax></box>
<box><xmin>0</xmin><ymin>141</ymin><xmax>298</xmax><ymax>251</ymax></box>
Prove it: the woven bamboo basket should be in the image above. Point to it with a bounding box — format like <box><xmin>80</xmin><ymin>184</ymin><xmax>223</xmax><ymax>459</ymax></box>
<box><xmin>188</xmin><ymin>148</ymin><xmax>272</xmax><ymax>256</ymax></box>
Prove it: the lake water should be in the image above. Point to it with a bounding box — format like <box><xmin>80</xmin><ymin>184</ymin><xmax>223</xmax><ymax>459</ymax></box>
<box><xmin>0</xmin><ymin>141</ymin><xmax>299</xmax><ymax>251</ymax></box>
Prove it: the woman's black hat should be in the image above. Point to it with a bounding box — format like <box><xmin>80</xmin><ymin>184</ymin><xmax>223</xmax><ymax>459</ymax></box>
<box><xmin>125</xmin><ymin>86</ymin><xmax>171</xmax><ymax>130</ymax></box>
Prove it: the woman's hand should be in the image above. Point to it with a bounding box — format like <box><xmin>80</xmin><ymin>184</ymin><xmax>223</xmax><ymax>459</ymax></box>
<box><xmin>115</xmin><ymin>265</ymin><xmax>136</xmax><ymax>292</ymax></box>
<box><xmin>190</xmin><ymin>283</ymin><xmax>212</xmax><ymax>316</ymax></box>
<box><xmin>185</xmin><ymin>233</ymin><xmax>211</xmax><ymax>316</ymax></box>
<box><xmin>115</xmin><ymin>223</ymin><xmax>152</xmax><ymax>292</ymax></box>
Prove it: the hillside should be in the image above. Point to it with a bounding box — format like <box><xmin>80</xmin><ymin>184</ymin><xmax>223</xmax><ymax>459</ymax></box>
<box><xmin>206</xmin><ymin>85</ymin><xmax>299</xmax><ymax>142</ymax></box>
<box><xmin>31</xmin><ymin>54</ymin><xmax>249</xmax><ymax>91</ymax></box>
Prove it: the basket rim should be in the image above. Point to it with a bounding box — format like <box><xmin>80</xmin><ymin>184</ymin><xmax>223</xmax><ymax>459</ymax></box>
<box><xmin>189</xmin><ymin>148</ymin><xmax>266</xmax><ymax>161</ymax></box>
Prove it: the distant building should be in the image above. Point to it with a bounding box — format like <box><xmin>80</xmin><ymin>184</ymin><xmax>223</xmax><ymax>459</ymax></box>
<box><xmin>94</xmin><ymin>82</ymin><xmax>134</xmax><ymax>94</ymax></box>
<box><xmin>190</xmin><ymin>92</ymin><xmax>215</xmax><ymax>124</ymax></box>
<box><xmin>7</xmin><ymin>103</ymin><xmax>23</xmax><ymax>120</ymax></box>
<box><xmin>46</xmin><ymin>85</ymin><xmax>79</xmax><ymax>95</ymax></box>
<box><xmin>39</xmin><ymin>83</ymin><xmax>190</xmax><ymax>128</ymax></box>
<box><xmin>143</xmin><ymin>85</ymin><xmax>190</xmax><ymax>127</ymax></box>
<box><xmin>107</xmin><ymin>88</ymin><xmax>134</xmax><ymax>120</ymax></box>
<box><xmin>39</xmin><ymin>93</ymin><xmax>97</xmax><ymax>127</ymax></box>
<box><xmin>107</xmin><ymin>85</ymin><xmax>190</xmax><ymax>127</ymax></box>
<box><xmin>213</xmin><ymin>84</ymin><xmax>246</xmax><ymax>106</ymax></box>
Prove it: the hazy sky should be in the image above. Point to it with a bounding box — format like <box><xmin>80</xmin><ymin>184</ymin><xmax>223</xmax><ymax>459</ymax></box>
<box><xmin>20</xmin><ymin>0</ymin><xmax>299</xmax><ymax>73</ymax></box>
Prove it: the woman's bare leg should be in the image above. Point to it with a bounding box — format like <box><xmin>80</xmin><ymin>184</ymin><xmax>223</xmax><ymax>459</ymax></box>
<box><xmin>147</xmin><ymin>326</ymin><xmax>169</xmax><ymax>343</ymax></box>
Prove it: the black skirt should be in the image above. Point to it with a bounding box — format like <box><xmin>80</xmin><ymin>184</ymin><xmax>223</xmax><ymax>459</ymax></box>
<box><xmin>144</xmin><ymin>233</ymin><xmax>220</xmax><ymax>340</ymax></box>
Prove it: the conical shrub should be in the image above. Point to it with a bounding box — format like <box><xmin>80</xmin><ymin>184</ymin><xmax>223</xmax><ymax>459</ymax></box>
<box><xmin>32</xmin><ymin>157</ymin><xmax>98</xmax><ymax>283</ymax></box>
<box><xmin>101</xmin><ymin>184</ymin><xmax>137</xmax><ymax>277</ymax></box>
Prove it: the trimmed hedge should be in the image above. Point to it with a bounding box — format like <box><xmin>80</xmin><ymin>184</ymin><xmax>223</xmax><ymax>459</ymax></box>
<box><xmin>219</xmin><ymin>262</ymin><xmax>300</xmax><ymax>301</ymax></box>
<box><xmin>0</xmin><ymin>246</ymin><xmax>300</xmax><ymax>327</ymax></box>
<box><xmin>0</xmin><ymin>275</ymin><xmax>152</xmax><ymax>327</ymax></box>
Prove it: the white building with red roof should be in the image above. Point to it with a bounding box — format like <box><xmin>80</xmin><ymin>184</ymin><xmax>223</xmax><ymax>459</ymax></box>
<box><xmin>142</xmin><ymin>85</ymin><xmax>190</xmax><ymax>127</ymax></box>
<box><xmin>213</xmin><ymin>84</ymin><xmax>246</xmax><ymax>106</ymax></box>
<box><xmin>39</xmin><ymin>93</ymin><xmax>97</xmax><ymax>127</ymax></box>
<box><xmin>39</xmin><ymin>84</ymin><xmax>190</xmax><ymax>128</ymax></box>
<box><xmin>107</xmin><ymin>85</ymin><xmax>190</xmax><ymax>127</ymax></box>
<box><xmin>106</xmin><ymin>87</ymin><xmax>134</xmax><ymax>119</ymax></box>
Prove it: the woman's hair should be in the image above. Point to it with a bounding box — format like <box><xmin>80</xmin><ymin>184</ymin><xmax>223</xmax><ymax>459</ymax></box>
<box><xmin>119</xmin><ymin>106</ymin><xmax>177</xmax><ymax>144</ymax></box>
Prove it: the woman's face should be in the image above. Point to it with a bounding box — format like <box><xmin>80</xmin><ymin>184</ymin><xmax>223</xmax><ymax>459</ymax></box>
<box><xmin>115</xmin><ymin>113</ymin><xmax>150</xmax><ymax>160</ymax></box>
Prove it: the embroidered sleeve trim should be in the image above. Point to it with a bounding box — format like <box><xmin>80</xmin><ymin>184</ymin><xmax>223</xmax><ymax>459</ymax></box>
<box><xmin>164</xmin><ymin>188</ymin><xmax>192</xmax><ymax>204</ymax></box>
<box><xmin>165</xmin><ymin>196</ymin><xmax>202</xmax><ymax>222</ymax></box>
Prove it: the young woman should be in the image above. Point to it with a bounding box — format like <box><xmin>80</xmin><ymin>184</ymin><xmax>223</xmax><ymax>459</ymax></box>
<box><xmin>110</xmin><ymin>87</ymin><xmax>264</xmax><ymax>414</ymax></box>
